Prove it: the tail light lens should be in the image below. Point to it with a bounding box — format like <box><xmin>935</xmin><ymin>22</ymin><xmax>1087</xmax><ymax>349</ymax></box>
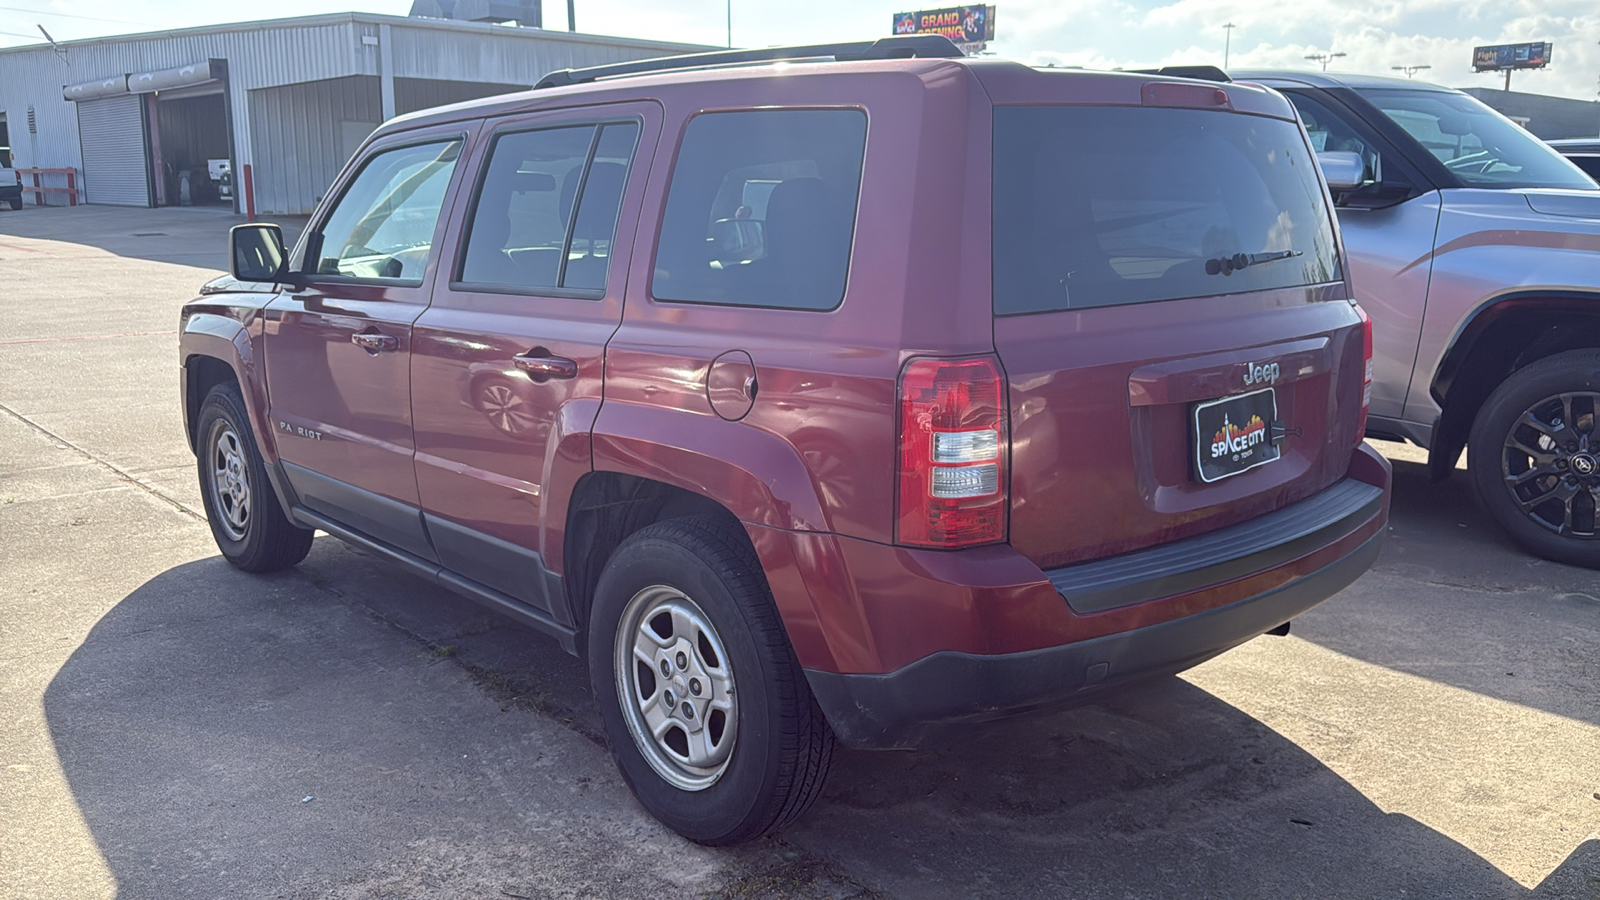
<box><xmin>1357</xmin><ymin>305</ymin><xmax>1373</xmax><ymax>443</ymax></box>
<box><xmin>896</xmin><ymin>356</ymin><xmax>1007</xmax><ymax>548</ymax></box>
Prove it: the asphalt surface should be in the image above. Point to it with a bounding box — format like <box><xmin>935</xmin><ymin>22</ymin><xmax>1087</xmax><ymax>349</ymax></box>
<box><xmin>2</xmin><ymin>204</ymin><xmax>1597</xmax><ymax>899</ymax></box>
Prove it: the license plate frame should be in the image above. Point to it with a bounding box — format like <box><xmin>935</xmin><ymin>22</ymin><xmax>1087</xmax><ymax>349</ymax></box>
<box><xmin>1193</xmin><ymin>388</ymin><xmax>1280</xmax><ymax>483</ymax></box>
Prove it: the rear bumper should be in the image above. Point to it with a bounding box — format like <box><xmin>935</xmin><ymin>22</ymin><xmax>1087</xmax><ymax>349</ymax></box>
<box><xmin>806</xmin><ymin>529</ymin><xmax>1380</xmax><ymax>749</ymax></box>
<box><xmin>795</xmin><ymin>443</ymin><xmax>1390</xmax><ymax>750</ymax></box>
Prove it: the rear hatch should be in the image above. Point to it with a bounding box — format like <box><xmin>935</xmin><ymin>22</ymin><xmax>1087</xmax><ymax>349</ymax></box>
<box><xmin>989</xmin><ymin>82</ymin><xmax>1368</xmax><ymax>570</ymax></box>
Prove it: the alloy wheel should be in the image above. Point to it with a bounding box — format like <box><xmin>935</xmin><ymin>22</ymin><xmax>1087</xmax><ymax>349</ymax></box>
<box><xmin>1501</xmin><ymin>391</ymin><xmax>1600</xmax><ymax>538</ymax></box>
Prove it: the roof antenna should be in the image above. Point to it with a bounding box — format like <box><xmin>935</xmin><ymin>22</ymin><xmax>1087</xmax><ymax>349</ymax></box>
<box><xmin>37</xmin><ymin>25</ymin><xmax>67</xmax><ymax>63</ymax></box>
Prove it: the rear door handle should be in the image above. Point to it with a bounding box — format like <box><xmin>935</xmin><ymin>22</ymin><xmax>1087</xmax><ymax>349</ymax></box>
<box><xmin>512</xmin><ymin>351</ymin><xmax>578</xmax><ymax>380</ymax></box>
<box><xmin>351</xmin><ymin>331</ymin><xmax>399</xmax><ymax>352</ymax></box>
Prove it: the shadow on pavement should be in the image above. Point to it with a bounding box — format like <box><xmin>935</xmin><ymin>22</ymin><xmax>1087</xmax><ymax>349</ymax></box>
<box><xmin>46</xmin><ymin>540</ymin><xmax>1589</xmax><ymax>898</ymax></box>
<box><xmin>1292</xmin><ymin>453</ymin><xmax>1600</xmax><ymax>729</ymax></box>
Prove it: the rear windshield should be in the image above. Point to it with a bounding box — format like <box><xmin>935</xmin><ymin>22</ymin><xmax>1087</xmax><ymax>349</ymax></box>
<box><xmin>993</xmin><ymin>106</ymin><xmax>1342</xmax><ymax>315</ymax></box>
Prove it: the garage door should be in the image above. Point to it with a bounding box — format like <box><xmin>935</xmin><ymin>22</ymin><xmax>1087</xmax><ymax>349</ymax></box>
<box><xmin>77</xmin><ymin>95</ymin><xmax>151</xmax><ymax>207</ymax></box>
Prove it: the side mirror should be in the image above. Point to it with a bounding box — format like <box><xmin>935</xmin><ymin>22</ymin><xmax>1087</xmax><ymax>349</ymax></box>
<box><xmin>230</xmin><ymin>223</ymin><xmax>287</xmax><ymax>283</ymax></box>
<box><xmin>1316</xmin><ymin>151</ymin><xmax>1366</xmax><ymax>191</ymax></box>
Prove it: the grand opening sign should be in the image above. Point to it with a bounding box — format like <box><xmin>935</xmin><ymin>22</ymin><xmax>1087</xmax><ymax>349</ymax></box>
<box><xmin>893</xmin><ymin>6</ymin><xmax>996</xmax><ymax>54</ymax></box>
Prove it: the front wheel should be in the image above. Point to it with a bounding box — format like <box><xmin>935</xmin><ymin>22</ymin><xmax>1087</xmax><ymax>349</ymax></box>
<box><xmin>1468</xmin><ymin>350</ymin><xmax>1600</xmax><ymax>568</ymax></box>
<box><xmin>587</xmin><ymin>515</ymin><xmax>835</xmax><ymax>844</ymax></box>
<box><xmin>195</xmin><ymin>382</ymin><xmax>314</xmax><ymax>572</ymax></box>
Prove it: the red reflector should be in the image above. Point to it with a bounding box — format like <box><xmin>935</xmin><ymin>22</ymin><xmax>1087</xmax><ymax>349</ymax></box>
<box><xmin>1142</xmin><ymin>82</ymin><xmax>1232</xmax><ymax>110</ymax></box>
<box><xmin>896</xmin><ymin>356</ymin><xmax>1008</xmax><ymax>548</ymax></box>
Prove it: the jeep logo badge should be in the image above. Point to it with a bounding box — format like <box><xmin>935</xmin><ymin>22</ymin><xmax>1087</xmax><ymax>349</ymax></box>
<box><xmin>1244</xmin><ymin>361</ymin><xmax>1280</xmax><ymax>386</ymax></box>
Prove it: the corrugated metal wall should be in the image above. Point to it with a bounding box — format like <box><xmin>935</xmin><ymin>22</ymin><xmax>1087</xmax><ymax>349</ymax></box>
<box><xmin>0</xmin><ymin>13</ymin><xmax>704</xmax><ymax>211</ymax></box>
<box><xmin>249</xmin><ymin>76</ymin><xmax>380</xmax><ymax>215</ymax></box>
<box><xmin>394</xmin><ymin>78</ymin><xmax>529</xmax><ymax>117</ymax></box>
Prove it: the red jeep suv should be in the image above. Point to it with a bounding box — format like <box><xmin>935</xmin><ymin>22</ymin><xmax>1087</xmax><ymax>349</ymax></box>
<box><xmin>183</xmin><ymin>37</ymin><xmax>1389</xmax><ymax>844</ymax></box>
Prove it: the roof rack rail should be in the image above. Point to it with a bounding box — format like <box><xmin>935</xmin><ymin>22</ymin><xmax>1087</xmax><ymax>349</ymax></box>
<box><xmin>1129</xmin><ymin>65</ymin><xmax>1232</xmax><ymax>83</ymax></box>
<box><xmin>534</xmin><ymin>35</ymin><xmax>964</xmax><ymax>90</ymax></box>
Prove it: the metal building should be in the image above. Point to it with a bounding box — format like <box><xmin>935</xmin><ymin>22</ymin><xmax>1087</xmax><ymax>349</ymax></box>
<box><xmin>0</xmin><ymin>12</ymin><xmax>704</xmax><ymax>214</ymax></box>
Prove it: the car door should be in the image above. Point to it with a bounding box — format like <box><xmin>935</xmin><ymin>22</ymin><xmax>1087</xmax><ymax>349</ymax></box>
<box><xmin>410</xmin><ymin>105</ymin><xmax>656</xmax><ymax>615</ymax></box>
<box><xmin>1279</xmin><ymin>88</ymin><xmax>1441</xmax><ymax>425</ymax></box>
<box><xmin>264</xmin><ymin>124</ymin><xmax>474</xmax><ymax>560</ymax></box>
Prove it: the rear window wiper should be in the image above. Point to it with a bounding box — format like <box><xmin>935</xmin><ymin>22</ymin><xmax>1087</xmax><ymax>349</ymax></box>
<box><xmin>1205</xmin><ymin>249</ymin><xmax>1303</xmax><ymax>276</ymax></box>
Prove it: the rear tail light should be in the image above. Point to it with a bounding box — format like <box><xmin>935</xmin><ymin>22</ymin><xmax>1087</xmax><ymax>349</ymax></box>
<box><xmin>896</xmin><ymin>356</ymin><xmax>1007</xmax><ymax>548</ymax></box>
<box><xmin>1357</xmin><ymin>305</ymin><xmax>1373</xmax><ymax>443</ymax></box>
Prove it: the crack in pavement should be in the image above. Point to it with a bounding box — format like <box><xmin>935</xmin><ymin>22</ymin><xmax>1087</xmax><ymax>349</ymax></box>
<box><xmin>0</xmin><ymin>402</ymin><xmax>205</xmax><ymax>523</ymax></box>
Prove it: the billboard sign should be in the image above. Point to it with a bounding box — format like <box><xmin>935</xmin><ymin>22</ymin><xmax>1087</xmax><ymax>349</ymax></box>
<box><xmin>893</xmin><ymin>6</ymin><xmax>996</xmax><ymax>54</ymax></box>
<box><xmin>1472</xmin><ymin>42</ymin><xmax>1551</xmax><ymax>72</ymax></box>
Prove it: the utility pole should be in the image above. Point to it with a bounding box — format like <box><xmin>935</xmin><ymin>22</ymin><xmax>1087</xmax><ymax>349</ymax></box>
<box><xmin>727</xmin><ymin>0</ymin><xmax>732</xmax><ymax>48</ymax></box>
<box><xmin>567</xmin><ymin>0</ymin><xmax>575</xmax><ymax>32</ymax></box>
<box><xmin>1304</xmin><ymin>51</ymin><xmax>1346</xmax><ymax>72</ymax></box>
<box><xmin>1223</xmin><ymin>23</ymin><xmax>1235</xmax><ymax>69</ymax></box>
<box><xmin>1391</xmin><ymin>64</ymin><xmax>1431</xmax><ymax>79</ymax></box>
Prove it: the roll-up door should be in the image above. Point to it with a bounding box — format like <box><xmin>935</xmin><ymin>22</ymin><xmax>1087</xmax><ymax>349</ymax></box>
<box><xmin>77</xmin><ymin>95</ymin><xmax>151</xmax><ymax>207</ymax></box>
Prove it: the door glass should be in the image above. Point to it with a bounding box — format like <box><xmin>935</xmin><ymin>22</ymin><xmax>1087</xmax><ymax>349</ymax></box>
<box><xmin>1286</xmin><ymin>92</ymin><xmax>1385</xmax><ymax>184</ymax></box>
<box><xmin>459</xmin><ymin>125</ymin><xmax>595</xmax><ymax>291</ymax></box>
<box><xmin>564</xmin><ymin>122</ymin><xmax>640</xmax><ymax>291</ymax></box>
<box><xmin>313</xmin><ymin>139</ymin><xmax>462</xmax><ymax>283</ymax></box>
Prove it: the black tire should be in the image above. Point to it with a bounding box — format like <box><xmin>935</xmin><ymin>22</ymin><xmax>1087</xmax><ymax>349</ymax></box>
<box><xmin>195</xmin><ymin>382</ymin><xmax>314</xmax><ymax>572</ymax></box>
<box><xmin>587</xmin><ymin>515</ymin><xmax>835</xmax><ymax>845</ymax></box>
<box><xmin>1468</xmin><ymin>349</ymin><xmax>1600</xmax><ymax>568</ymax></box>
<box><xmin>6</xmin><ymin>196</ymin><xmax>20</xmax><ymax>211</ymax></box>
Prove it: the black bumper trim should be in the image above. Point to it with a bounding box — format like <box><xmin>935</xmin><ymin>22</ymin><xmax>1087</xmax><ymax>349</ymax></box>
<box><xmin>1047</xmin><ymin>478</ymin><xmax>1384</xmax><ymax>614</ymax></box>
<box><xmin>805</xmin><ymin>530</ymin><xmax>1382</xmax><ymax>750</ymax></box>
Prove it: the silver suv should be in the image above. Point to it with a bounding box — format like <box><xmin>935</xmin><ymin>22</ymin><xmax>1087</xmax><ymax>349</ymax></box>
<box><xmin>1235</xmin><ymin>71</ymin><xmax>1600</xmax><ymax>567</ymax></box>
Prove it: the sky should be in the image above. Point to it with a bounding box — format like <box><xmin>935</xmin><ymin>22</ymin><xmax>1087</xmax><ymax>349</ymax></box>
<box><xmin>2</xmin><ymin>0</ymin><xmax>1597</xmax><ymax>101</ymax></box>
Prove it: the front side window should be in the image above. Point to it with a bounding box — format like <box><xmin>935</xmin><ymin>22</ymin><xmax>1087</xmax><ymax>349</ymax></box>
<box><xmin>1287</xmin><ymin>92</ymin><xmax>1385</xmax><ymax>185</ymax></box>
<box><xmin>458</xmin><ymin>121</ymin><xmax>639</xmax><ymax>293</ymax></box>
<box><xmin>1358</xmin><ymin>88</ymin><xmax>1597</xmax><ymax>190</ymax></box>
<box><xmin>993</xmin><ymin>106</ymin><xmax>1342</xmax><ymax>314</ymax></box>
<box><xmin>652</xmin><ymin>109</ymin><xmax>867</xmax><ymax>311</ymax></box>
<box><xmin>313</xmin><ymin>139</ymin><xmax>462</xmax><ymax>283</ymax></box>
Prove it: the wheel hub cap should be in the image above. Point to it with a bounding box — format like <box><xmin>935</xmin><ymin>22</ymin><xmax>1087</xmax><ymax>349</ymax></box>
<box><xmin>209</xmin><ymin>421</ymin><xmax>252</xmax><ymax>541</ymax></box>
<box><xmin>614</xmin><ymin>585</ymin><xmax>738</xmax><ymax>792</ymax></box>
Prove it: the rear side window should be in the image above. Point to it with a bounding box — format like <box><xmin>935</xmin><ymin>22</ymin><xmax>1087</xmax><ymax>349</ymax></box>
<box><xmin>459</xmin><ymin>121</ymin><xmax>639</xmax><ymax>293</ymax></box>
<box><xmin>652</xmin><ymin>109</ymin><xmax>866</xmax><ymax>311</ymax></box>
<box><xmin>992</xmin><ymin>106</ymin><xmax>1342</xmax><ymax>315</ymax></box>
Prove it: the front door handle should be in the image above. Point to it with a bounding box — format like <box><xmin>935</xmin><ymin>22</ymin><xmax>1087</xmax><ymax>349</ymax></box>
<box><xmin>512</xmin><ymin>351</ymin><xmax>578</xmax><ymax>380</ymax></box>
<box><xmin>351</xmin><ymin>331</ymin><xmax>399</xmax><ymax>353</ymax></box>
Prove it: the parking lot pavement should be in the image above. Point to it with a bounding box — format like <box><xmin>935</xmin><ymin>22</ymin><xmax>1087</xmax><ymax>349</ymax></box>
<box><xmin>2</xmin><ymin>205</ymin><xmax>1597</xmax><ymax>899</ymax></box>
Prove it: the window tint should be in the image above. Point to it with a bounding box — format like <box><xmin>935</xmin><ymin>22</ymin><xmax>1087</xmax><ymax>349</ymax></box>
<box><xmin>652</xmin><ymin>109</ymin><xmax>866</xmax><ymax>311</ymax></box>
<box><xmin>992</xmin><ymin>106</ymin><xmax>1342</xmax><ymax>315</ymax></box>
<box><xmin>314</xmin><ymin>139</ymin><xmax>461</xmax><ymax>283</ymax></box>
<box><xmin>1358</xmin><ymin>88</ymin><xmax>1597</xmax><ymax>190</ymax></box>
<box><xmin>460</xmin><ymin>126</ymin><xmax>593</xmax><ymax>290</ymax></box>
<box><xmin>1287</xmin><ymin>92</ymin><xmax>1385</xmax><ymax>184</ymax></box>
<box><xmin>565</xmin><ymin>123</ymin><xmax>639</xmax><ymax>290</ymax></box>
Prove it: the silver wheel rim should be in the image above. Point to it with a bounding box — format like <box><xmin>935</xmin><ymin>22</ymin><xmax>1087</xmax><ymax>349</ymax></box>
<box><xmin>208</xmin><ymin>420</ymin><xmax>252</xmax><ymax>541</ymax></box>
<box><xmin>614</xmin><ymin>585</ymin><xmax>738</xmax><ymax>791</ymax></box>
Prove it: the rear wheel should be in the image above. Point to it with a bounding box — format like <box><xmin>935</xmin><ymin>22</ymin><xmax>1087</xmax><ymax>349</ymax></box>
<box><xmin>6</xmin><ymin>196</ymin><xmax>20</xmax><ymax>211</ymax></box>
<box><xmin>587</xmin><ymin>515</ymin><xmax>835</xmax><ymax>844</ymax></box>
<box><xmin>1469</xmin><ymin>350</ymin><xmax>1600</xmax><ymax>568</ymax></box>
<box><xmin>195</xmin><ymin>382</ymin><xmax>314</xmax><ymax>572</ymax></box>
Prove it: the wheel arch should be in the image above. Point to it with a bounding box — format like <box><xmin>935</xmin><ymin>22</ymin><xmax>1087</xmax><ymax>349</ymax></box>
<box><xmin>1427</xmin><ymin>291</ymin><xmax>1600</xmax><ymax>480</ymax></box>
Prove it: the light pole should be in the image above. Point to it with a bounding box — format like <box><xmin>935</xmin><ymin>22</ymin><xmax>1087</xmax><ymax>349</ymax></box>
<box><xmin>727</xmin><ymin>0</ymin><xmax>731</xmax><ymax>48</ymax></box>
<box><xmin>1304</xmin><ymin>51</ymin><xmax>1346</xmax><ymax>72</ymax></box>
<box><xmin>1391</xmin><ymin>64</ymin><xmax>1431</xmax><ymax>79</ymax></box>
<box><xmin>1223</xmin><ymin>23</ymin><xmax>1236</xmax><ymax>69</ymax></box>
